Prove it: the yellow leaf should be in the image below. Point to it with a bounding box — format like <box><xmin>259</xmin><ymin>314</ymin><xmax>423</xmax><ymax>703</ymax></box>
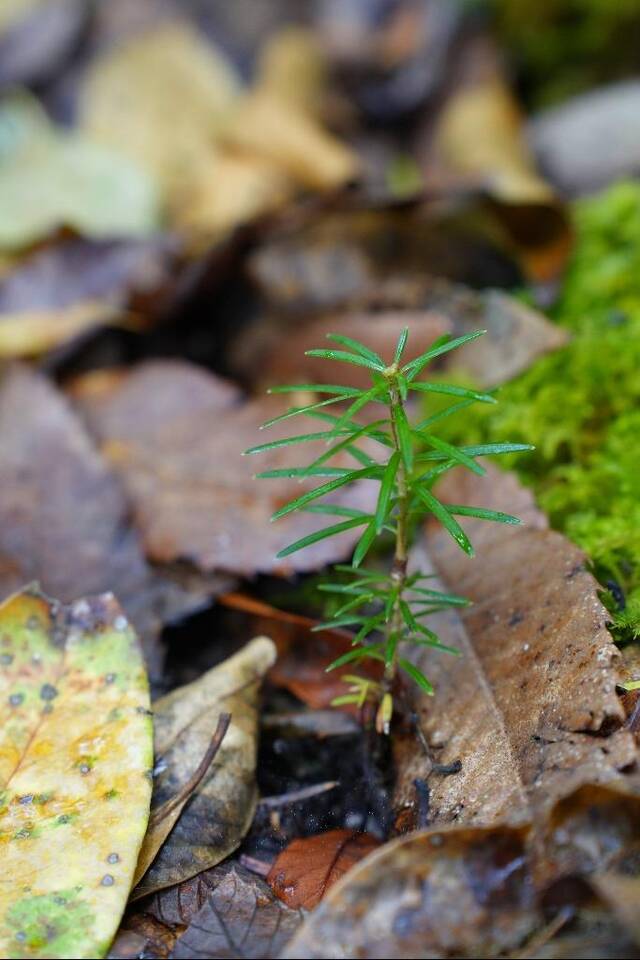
<box><xmin>221</xmin><ymin>91</ymin><xmax>359</xmax><ymax>191</ymax></box>
<box><xmin>81</xmin><ymin>21</ymin><xmax>239</xmax><ymax>203</ymax></box>
<box><xmin>0</xmin><ymin>587</ymin><xmax>153</xmax><ymax>959</ymax></box>
<box><xmin>0</xmin><ymin>301</ymin><xmax>123</xmax><ymax>358</ymax></box>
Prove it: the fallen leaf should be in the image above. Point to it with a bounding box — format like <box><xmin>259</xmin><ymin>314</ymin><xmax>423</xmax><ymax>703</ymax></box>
<box><xmin>132</xmin><ymin>636</ymin><xmax>277</xmax><ymax>899</ymax></box>
<box><xmin>241</xmin><ymin>281</ymin><xmax>567</xmax><ymax>391</ymax></box>
<box><xmin>393</xmin><ymin>466</ymin><xmax>638</xmax><ymax>826</ymax></box>
<box><xmin>0</xmin><ymin>0</ymin><xmax>87</xmax><ymax>89</ymax></box>
<box><xmin>218</xmin><ymin>591</ymin><xmax>381</xmax><ymax>711</ymax></box>
<box><xmin>170</xmin><ymin>152</ymin><xmax>291</xmax><ymax>253</ymax></box>
<box><xmin>257</xmin><ymin>26</ymin><xmax>327</xmax><ymax>116</ymax></box>
<box><xmin>0</xmin><ymin>366</ymin><xmax>210</xmax><ymax>680</ymax></box>
<box><xmin>146</xmin><ymin>860</ymin><xmax>303</xmax><ymax>960</ymax></box>
<box><xmin>0</xmin><ymin>92</ymin><xmax>159</xmax><ymax>252</ymax></box>
<box><xmin>221</xmin><ymin>90</ymin><xmax>359</xmax><ymax>191</ymax></box>
<box><xmin>69</xmin><ymin>360</ymin><xmax>379</xmax><ymax>577</ymax></box>
<box><xmin>81</xmin><ymin>21</ymin><xmax>239</xmax><ymax>204</ymax></box>
<box><xmin>0</xmin><ymin>235</ymin><xmax>182</xmax><ymax>358</ymax></box>
<box><xmin>0</xmin><ymin>586</ymin><xmax>153</xmax><ymax>960</ymax></box>
<box><xmin>107</xmin><ymin>912</ymin><xmax>175</xmax><ymax>960</ymax></box>
<box><xmin>282</xmin><ymin>823</ymin><xmax>537</xmax><ymax>958</ymax></box>
<box><xmin>267</xmin><ymin>829</ymin><xmax>381</xmax><ymax>910</ymax></box>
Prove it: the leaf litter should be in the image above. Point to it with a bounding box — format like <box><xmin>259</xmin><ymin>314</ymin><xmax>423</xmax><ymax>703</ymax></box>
<box><xmin>0</xmin><ymin>3</ymin><xmax>638</xmax><ymax>959</ymax></box>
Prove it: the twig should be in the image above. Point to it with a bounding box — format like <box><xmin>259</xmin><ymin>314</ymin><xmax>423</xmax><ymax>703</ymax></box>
<box><xmin>258</xmin><ymin>781</ymin><xmax>339</xmax><ymax>808</ymax></box>
<box><xmin>149</xmin><ymin>712</ymin><xmax>231</xmax><ymax>828</ymax></box>
<box><xmin>510</xmin><ymin>907</ymin><xmax>574</xmax><ymax>959</ymax></box>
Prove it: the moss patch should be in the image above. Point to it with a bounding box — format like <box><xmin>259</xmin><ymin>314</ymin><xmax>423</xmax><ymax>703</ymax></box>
<box><xmin>439</xmin><ymin>181</ymin><xmax>640</xmax><ymax>641</ymax></box>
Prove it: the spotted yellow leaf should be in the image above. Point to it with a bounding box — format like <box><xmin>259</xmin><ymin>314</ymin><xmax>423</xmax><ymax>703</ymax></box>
<box><xmin>0</xmin><ymin>587</ymin><xmax>153</xmax><ymax>959</ymax></box>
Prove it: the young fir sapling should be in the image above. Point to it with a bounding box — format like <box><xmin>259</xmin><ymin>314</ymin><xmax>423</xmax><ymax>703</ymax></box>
<box><xmin>245</xmin><ymin>328</ymin><xmax>532</xmax><ymax>732</ymax></box>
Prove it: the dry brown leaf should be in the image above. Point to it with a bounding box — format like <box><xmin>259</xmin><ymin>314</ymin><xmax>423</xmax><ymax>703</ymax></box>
<box><xmin>393</xmin><ymin>466</ymin><xmax>639</xmax><ymax>827</ymax></box>
<box><xmin>70</xmin><ymin>360</ymin><xmax>379</xmax><ymax>577</ymax></box>
<box><xmin>240</xmin><ymin>282</ymin><xmax>567</xmax><ymax>391</ymax></box>
<box><xmin>282</xmin><ymin>783</ymin><xmax>640</xmax><ymax>959</ymax></box>
<box><xmin>282</xmin><ymin>823</ymin><xmax>537</xmax><ymax>958</ymax></box>
<box><xmin>132</xmin><ymin>637</ymin><xmax>276</xmax><ymax>899</ymax></box>
<box><xmin>0</xmin><ymin>366</ymin><xmax>208</xmax><ymax>680</ymax></box>
<box><xmin>219</xmin><ymin>591</ymin><xmax>382</xmax><ymax>712</ymax></box>
<box><xmin>157</xmin><ymin>861</ymin><xmax>302</xmax><ymax>960</ymax></box>
<box><xmin>267</xmin><ymin>830</ymin><xmax>381</xmax><ymax>910</ymax></box>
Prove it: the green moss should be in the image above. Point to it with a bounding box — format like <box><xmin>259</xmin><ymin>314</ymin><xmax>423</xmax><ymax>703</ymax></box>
<box><xmin>3</xmin><ymin>889</ymin><xmax>94</xmax><ymax>959</ymax></box>
<box><xmin>439</xmin><ymin>181</ymin><xmax>640</xmax><ymax>641</ymax></box>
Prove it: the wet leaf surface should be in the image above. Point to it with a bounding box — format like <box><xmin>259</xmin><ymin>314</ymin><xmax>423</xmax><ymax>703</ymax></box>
<box><xmin>70</xmin><ymin>360</ymin><xmax>379</xmax><ymax>577</ymax></box>
<box><xmin>0</xmin><ymin>586</ymin><xmax>153</xmax><ymax>960</ymax></box>
<box><xmin>0</xmin><ymin>366</ymin><xmax>211</xmax><ymax>682</ymax></box>
<box><xmin>267</xmin><ymin>829</ymin><xmax>381</xmax><ymax>910</ymax></box>
<box><xmin>282</xmin><ymin>823</ymin><xmax>537</xmax><ymax>959</ymax></box>
<box><xmin>132</xmin><ymin>637</ymin><xmax>276</xmax><ymax>899</ymax></box>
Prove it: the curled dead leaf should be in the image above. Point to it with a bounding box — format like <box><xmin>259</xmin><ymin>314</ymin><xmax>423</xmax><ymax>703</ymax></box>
<box><xmin>132</xmin><ymin>636</ymin><xmax>276</xmax><ymax>899</ymax></box>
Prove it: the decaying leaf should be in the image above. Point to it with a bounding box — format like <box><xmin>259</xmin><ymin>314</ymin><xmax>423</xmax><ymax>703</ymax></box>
<box><xmin>267</xmin><ymin>830</ymin><xmax>381</xmax><ymax>910</ymax></box>
<box><xmin>241</xmin><ymin>281</ymin><xmax>567</xmax><ymax>390</ymax></box>
<box><xmin>0</xmin><ymin>366</ymin><xmax>209</xmax><ymax>680</ymax></box>
<box><xmin>132</xmin><ymin>637</ymin><xmax>277</xmax><ymax>899</ymax></box>
<box><xmin>0</xmin><ymin>93</ymin><xmax>159</xmax><ymax>252</ymax></box>
<box><xmin>0</xmin><ymin>236</ymin><xmax>182</xmax><ymax>358</ymax></box>
<box><xmin>70</xmin><ymin>360</ymin><xmax>378</xmax><ymax>577</ymax></box>
<box><xmin>283</xmin><ymin>781</ymin><xmax>640</xmax><ymax>959</ymax></box>
<box><xmin>146</xmin><ymin>860</ymin><xmax>303</xmax><ymax>960</ymax></box>
<box><xmin>282</xmin><ymin>823</ymin><xmax>537</xmax><ymax>959</ymax></box>
<box><xmin>393</xmin><ymin>466</ymin><xmax>639</xmax><ymax>826</ymax></box>
<box><xmin>0</xmin><ymin>586</ymin><xmax>153</xmax><ymax>960</ymax></box>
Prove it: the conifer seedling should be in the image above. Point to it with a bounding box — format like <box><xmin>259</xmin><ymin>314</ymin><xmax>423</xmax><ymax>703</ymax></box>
<box><xmin>245</xmin><ymin>328</ymin><xmax>532</xmax><ymax>732</ymax></box>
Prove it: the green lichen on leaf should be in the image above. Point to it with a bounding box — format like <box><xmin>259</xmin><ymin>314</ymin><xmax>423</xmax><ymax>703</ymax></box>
<box><xmin>4</xmin><ymin>889</ymin><xmax>94</xmax><ymax>960</ymax></box>
<box><xmin>438</xmin><ymin>181</ymin><xmax>640</xmax><ymax>641</ymax></box>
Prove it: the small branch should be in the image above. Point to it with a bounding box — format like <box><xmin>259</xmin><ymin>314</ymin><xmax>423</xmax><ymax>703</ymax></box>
<box><xmin>149</xmin><ymin>712</ymin><xmax>231</xmax><ymax>828</ymax></box>
<box><xmin>258</xmin><ymin>781</ymin><xmax>339</xmax><ymax>808</ymax></box>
